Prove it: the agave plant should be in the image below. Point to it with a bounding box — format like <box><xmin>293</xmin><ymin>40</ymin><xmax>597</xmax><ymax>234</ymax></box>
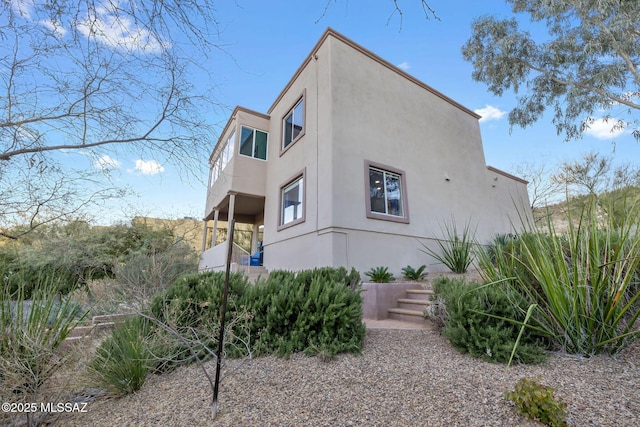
<box><xmin>401</xmin><ymin>265</ymin><xmax>428</xmax><ymax>280</ymax></box>
<box><xmin>365</xmin><ymin>266</ymin><xmax>395</xmax><ymax>283</ymax></box>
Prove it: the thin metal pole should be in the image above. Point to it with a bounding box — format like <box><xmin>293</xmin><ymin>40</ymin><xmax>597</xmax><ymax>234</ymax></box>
<box><xmin>212</xmin><ymin>219</ymin><xmax>235</xmax><ymax>418</ymax></box>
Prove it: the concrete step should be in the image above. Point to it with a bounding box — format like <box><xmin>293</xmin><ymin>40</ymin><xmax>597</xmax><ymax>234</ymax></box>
<box><xmin>92</xmin><ymin>313</ymin><xmax>134</xmax><ymax>325</ymax></box>
<box><xmin>405</xmin><ymin>289</ymin><xmax>434</xmax><ymax>300</ymax></box>
<box><xmin>247</xmin><ymin>267</ymin><xmax>269</xmax><ymax>283</ymax></box>
<box><xmin>397</xmin><ymin>298</ymin><xmax>431</xmax><ymax>311</ymax></box>
<box><xmin>387</xmin><ymin>307</ymin><xmax>427</xmax><ymax>324</ymax></box>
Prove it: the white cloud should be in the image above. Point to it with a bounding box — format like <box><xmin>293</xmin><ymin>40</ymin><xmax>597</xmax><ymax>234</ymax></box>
<box><xmin>94</xmin><ymin>154</ymin><xmax>120</xmax><ymax>171</ymax></box>
<box><xmin>135</xmin><ymin>159</ymin><xmax>164</xmax><ymax>175</ymax></box>
<box><xmin>40</xmin><ymin>19</ymin><xmax>67</xmax><ymax>38</ymax></box>
<box><xmin>9</xmin><ymin>0</ymin><xmax>34</xmax><ymax>19</ymax></box>
<box><xmin>397</xmin><ymin>61</ymin><xmax>411</xmax><ymax>71</ymax></box>
<box><xmin>583</xmin><ymin>117</ymin><xmax>627</xmax><ymax>140</ymax></box>
<box><xmin>77</xmin><ymin>4</ymin><xmax>168</xmax><ymax>53</ymax></box>
<box><xmin>474</xmin><ymin>105</ymin><xmax>507</xmax><ymax>123</ymax></box>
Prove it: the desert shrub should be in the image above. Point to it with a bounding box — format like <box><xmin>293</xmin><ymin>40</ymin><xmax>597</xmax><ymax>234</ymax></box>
<box><xmin>1</xmin><ymin>278</ymin><xmax>86</xmax><ymax>397</ymax></box>
<box><xmin>294</xmin><ymin>266</ymin><xmax>361</xmax><ymax>291</ymax></box>
<box><xmin>505</xmin><ymin>378</ymin><xmax>567</xmax><ymax>426</ymax></box>
<box><xmin>247</xmin><ymin>269</ymin><xmax>365</xmax><ymax>358</ymax></box>
<box><xmin>420</xmin><ymin>219</ymin><xmax>476</xmax><ymax>273</ymax></box>
<box><xmin>1</xmin><ymin>221</ymin><xmax>197</xmax><ymax>298</ymax></box>
<box><xmin>432</xmin><ymin>277</ymin><xmax>547</xmax><ymax>364</ymax></box>
<box><xmin>365</xmin><ymin>266</ymin><xmax>394</xmax><ymax>283</ymax></box>
<box><xmin>148</xmin><ymin>267</ymin><xmax>365</xmax><ymax>364</ymax></box>
<box><xmin>114</xmin><ymin>241</ymin><xmax>197</xmax><ymax>306</ymax></box>
<box><xmin>150</xmin><ymin>271</ymin><xmax>251</xmax><ymax>359</ymax></box>
<box><xmin>87</xmin><ymin>316</ymin><xmax>165</xmax><ymax>396</ymax></box>
<box><xmin>401</xmin><ymin>264</ymin><xmax>428</xmax><ymax>280</ymax></box>
<box><xmin>479</xmin><ymin>198</ymin><xmax>640</xmax><ymax>356</ymax></box>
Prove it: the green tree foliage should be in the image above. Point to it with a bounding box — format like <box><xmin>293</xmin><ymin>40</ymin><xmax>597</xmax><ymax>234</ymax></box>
<box><xmin>462</xmin><ymin>0</ymin><xmax>640</xmax><ymax>141</ymax></box>
<box><xmin>0</xmin><ymin>220</ymin><xmax>197</xmax><ymax>298</ymax></box>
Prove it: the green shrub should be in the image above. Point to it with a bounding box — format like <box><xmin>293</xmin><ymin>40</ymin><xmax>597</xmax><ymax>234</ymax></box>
<box><xmin>479</xmin><ymin>198</ymin><xmax>640</xmax><ymax>356</ymax></box>
<box><xmin>420</xmin><ymin>219</ymin><xmax>476</xmax><ymax>273</ymax></box>
<box><xmin>505</xmin><ymin>378</ymin><xmax>567</xmax><ymax>426</ymax></box>
<box><xmin>431</xmin><ymin>277</ymin><xmax>547</xmax><ymax>364</ymax></box>
<box><xmin>365</xmin><ymin>266</ymin><xmax>394</xmax><ymax>283</ymax></box>
<box><xmin>401</xmin><ymin>265</ymin><xmax>427</xmax><ymax>280</ymax></box>
<box><xmin>294</xmin><ymin>266</ymin><xmax>361</xmax><ymax>291</ymax></box>
<box><xmin>150</xmin><ymin>271</ymin><xmax>251</xmax><ymax>359</ymax></box>
<box><xmin>148</xmin><ymin>267</ymin><xmax>365</xmax><ymax>364</ymax></box>
<box><xmin>87</xmin><ymin>316</ymin><xmax>164</xmax><ymax>396</ymax></box>
<box><xmin>248</xmin><ymin>270</ymin><xmax>365</xmax><ymax>358</ymax></box>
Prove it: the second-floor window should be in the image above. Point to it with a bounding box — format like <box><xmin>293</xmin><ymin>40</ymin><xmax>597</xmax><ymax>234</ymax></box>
<box><xmin>239</xmin><ymin>126</ymin><xmax>268</xmax><ymax>160</ymax></box>
<box><xmin>209</xmin><ymin>130</ymin><xmax>235</xmax><ymax>186</ymax></box>
<box><xmin>282</xmin><ymin>97</ymin><xmax>304</xmax><ymax>150</ymax></box>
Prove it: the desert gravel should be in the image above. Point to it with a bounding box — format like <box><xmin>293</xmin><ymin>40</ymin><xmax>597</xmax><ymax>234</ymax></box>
<box><xmin>38</xmin><ymin>326</ymin><xmax>640</xmax><ymax>427</ymax></box>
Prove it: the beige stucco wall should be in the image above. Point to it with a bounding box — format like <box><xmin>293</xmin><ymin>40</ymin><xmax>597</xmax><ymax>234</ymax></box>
<box><xmin>202</xmin><ymin>29</ymin><xmax>532</xmax><ymax>277</ymax></box>
<box><xmin>205</xmin><ymin>109</ymin><xmax>270</xmax><ymax>217</ymax></box>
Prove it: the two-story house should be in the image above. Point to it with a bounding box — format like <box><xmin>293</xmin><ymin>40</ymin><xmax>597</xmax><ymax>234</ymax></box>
<box><xmin>199</xmin><ymin>28</ymin><xmax>531</xmax><ymax>276</ymax></box>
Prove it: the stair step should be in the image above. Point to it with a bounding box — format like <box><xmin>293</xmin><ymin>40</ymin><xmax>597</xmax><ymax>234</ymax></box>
<box><xmin>397</xmin><ymin>298</ymin><xmax>430</xmax><ymax>305</ymax></box>
<box><xmin>387</xmin><ymin>307</ymin><xmax>427</xmax><ymax>324</ymax></box>
<box><xmin>405</xmin><ymin>289</ymin><xmax>434</xmax><ymax>301</ymax></box>
<box><xmin>397</xmin><ymin>299</ymin><xmax>432</xmax><ymax>311</ymax></box>
<box><xmin>406</xmin><ymin>289</ymin><xmax>434</xmax><ymax>295</ymax></box>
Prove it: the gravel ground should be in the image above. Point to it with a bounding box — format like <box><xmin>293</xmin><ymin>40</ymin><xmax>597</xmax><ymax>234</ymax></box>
<box><xmin>36</xmin><ymin>327</ymin><xmax>640</xmax><ymax>427</ymax></box>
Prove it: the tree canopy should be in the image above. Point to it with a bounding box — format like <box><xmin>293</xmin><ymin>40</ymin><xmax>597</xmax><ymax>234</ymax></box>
<box><xmin>462</xmin><ymin>0</ymin><xmax>640</xmax><ymax>141</ymax></box>
<box><xmin>0</xmin><ymin>0</ymin><xmax>220</xmax><ymax>239</ymax></box>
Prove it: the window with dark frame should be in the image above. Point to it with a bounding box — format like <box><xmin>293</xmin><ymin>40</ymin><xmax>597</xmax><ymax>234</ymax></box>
<box><xmin>365</xmin><ymin>161</ymin><xmax>409</xmax><ymax>223</ymax></box>
<box><xmin>282</xmin><ymin>98</ymin><xmax>304</xmax><ymax>150</ymax></box>
<box><xmin>281</xmin><ymin>176</ymin><xmax>304</xmax><ymax>226</ymax></box>
<box><xmin>239</xmin><ymin>126</ymin><xmax>268</xmax><ymax>160</ymax></box>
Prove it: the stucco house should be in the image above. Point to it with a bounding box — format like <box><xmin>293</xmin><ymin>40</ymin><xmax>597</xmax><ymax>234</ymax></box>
<box><xmin>198</xmin><ymin>28</ymin><xmax>531</xmax><ymax>277</ymax></box>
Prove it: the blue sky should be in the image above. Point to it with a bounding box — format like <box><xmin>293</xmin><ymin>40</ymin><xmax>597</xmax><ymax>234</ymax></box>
<box><xmin>76</xmin><ymin>0</ymin><xmax>640</xmax><ymax>223</ymax></box>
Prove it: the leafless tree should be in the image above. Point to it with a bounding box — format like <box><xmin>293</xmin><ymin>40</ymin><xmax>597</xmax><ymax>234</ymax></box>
<box><xmin>1</xmin><ymin>1</ymin><xmax>222</xmax><ymax>238</ymax></box>
<box><xmin>513</xmin><ymin>161</ymin><xmax>563</xmax><ymax>210</ymax></box>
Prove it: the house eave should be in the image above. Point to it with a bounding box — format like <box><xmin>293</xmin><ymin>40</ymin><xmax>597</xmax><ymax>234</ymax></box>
<box><xmin>267</xmin><ymin>27</ymin><xmax>481</xmax><ymax>120</ymax></box>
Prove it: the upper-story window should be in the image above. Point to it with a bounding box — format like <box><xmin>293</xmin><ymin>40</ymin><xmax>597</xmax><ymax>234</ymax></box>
<box><xmin>282</xmin><ymin>96</ymin><xmax>304</xmax><ymax>151</ymax></box>
<box><xmin>364</xmin><ymin>161</ymin><xmax>409</xmax><ymax>224</ymax></box>
<box><xmin>239</xmin><ymin>126</ymin><xmax>268</xmax><ymax>160</ymax></box>
<box><xmin>209</xmin><ymin>130</ymin><xmax>235</xmax><ymax>186</ymax></box>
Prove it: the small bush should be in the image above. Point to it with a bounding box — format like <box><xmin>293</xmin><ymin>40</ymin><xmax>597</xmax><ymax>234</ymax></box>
<box><xmin>505</xmin><ymin>378</ymin><xmax>568</xmax><ymax>426</ymax></box>
<box><xmin>246</xmin><ymin>268</ymin><xmax>365</xmax><ymax>358</ymax></box>
<box><xmin>150</xmin><ymin>271</ymin><xmax>251</xmax><ymax>360</ymax></box>
<box><xmin>365</xmin><ymin>266</ymin><xmax>394</xmax><ymax>283</ymax></box>
<box><xmin>87</xmin><ymin>316</ymin><xmax>164</xmax><ymax>396</ymax></box>
<box><xmin>432</xmin><ymin>277</ymin><xmax>547</xmax><ymax>364</ymax></box>
<box><xmin>401</xmin><ymin>265</ymin><xmax>427</xmax><ymax>280</ymax></box>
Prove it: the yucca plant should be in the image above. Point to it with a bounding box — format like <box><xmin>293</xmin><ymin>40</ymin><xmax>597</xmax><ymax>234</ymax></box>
<box><xmin>87</xmin><ymin>316</ymin><xmax>164</xmax><ymax>396</ymax></box>
<box><xmin>480</xmin><ymin>197</ymin><xmax>640</xmax><ymax>356</ymax></box>
<box><xmin>1</xmin><ymin>274</ymin><xmax>86</xmax><ymax>396</ymax></box>
<box><xmin>420</xmin><ymin>219</ymin><xmax>477</xmax><ymax>274</ymax></box>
